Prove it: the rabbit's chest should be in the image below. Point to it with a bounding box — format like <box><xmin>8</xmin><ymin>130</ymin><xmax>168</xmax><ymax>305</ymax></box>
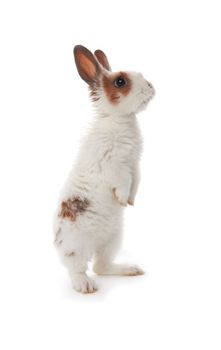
<box><xmin>113</xmin><ymin>131</ymin><xmax>142</xmax><ymax>162</ymax></box>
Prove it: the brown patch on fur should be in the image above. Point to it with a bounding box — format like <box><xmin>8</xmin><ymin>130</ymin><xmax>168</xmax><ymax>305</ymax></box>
<box><xmin>102</xmin><ymin>72</ymin><xmax>132</xmax><ymax>104</ymax></box>
<box><xmin>65</xmin><ymin>251</ymin><xmax>75</xmax><ymax>257</ymax></box>
<box><xmin>59</xmin><ymin>197</ymin><xmax>89</xmax><ymax>222</ymax></box>
<box><xmin>128</xmin><ymin>199</ymin><xmax>134</xmax><ymax>206</ymax></box>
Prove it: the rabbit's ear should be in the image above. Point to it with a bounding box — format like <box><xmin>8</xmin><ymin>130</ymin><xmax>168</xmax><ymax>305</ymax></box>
<box><xmin>74</xmin><ymin>45</ymin><xmax>101</xmax><ymax>85</ymax></box>
<box><xmin>94</xmin><ymin>50</ymin><xmax>111</xmax><ymax>71</ymax></box>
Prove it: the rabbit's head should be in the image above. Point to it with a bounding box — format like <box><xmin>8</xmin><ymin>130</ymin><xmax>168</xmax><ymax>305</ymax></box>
<box><xmin>74</xmin><ymin>45</ymin><xmax>155</xmax><ymax>116</ymax></box>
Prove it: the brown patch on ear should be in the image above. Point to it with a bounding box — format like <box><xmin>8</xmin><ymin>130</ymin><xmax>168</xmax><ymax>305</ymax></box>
<box><xmin>102</xmin><ymin>72</ymin><xmax>132</xmax><ymax>104</ymax></box>
<box><xmin>58</xmin><ymin>197</ymin><xmax>89</xmax><ymax>222</ymax></box>
<box><xmin>94</xmin><ymin>50</ymin><xmax>111</xmax><ymax>71</ymax></box>
<box><xmin>74</xmin><ymin>45</ymin><xmax>101</xmax><ymax>85</ymax></box>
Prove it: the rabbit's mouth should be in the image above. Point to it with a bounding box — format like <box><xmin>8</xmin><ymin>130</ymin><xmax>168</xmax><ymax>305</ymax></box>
<box><xmin>142</xmin><ymin>89</ymin><xmax>155</xmax><ymax>103</ymax></box>
<box><xmin>137</xmin><ymin>91</ymin><xmax>155</xmax><ymax>113</ymax></box>
<box><xmin>137</xmin><ymin>100</ymin><xmax>149</xmax><ymax>113</ymax></box>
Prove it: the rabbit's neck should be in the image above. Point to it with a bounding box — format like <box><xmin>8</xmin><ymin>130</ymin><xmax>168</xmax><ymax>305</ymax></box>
<box><xmin>89</xmin><ymin>112</ymin><xmax>142</xmax><ymax>149</ymax></box>
<box><xmin>93</xmin><ymin>112</ymin><xmax>138</xmax><ymax>131</ymax></box>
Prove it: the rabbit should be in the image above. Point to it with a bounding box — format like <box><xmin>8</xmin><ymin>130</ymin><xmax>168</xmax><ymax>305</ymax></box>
<box><xmin>53</xmin><ymin>45</ymin><xmax>155</xmax><ymax>293</ymax></box>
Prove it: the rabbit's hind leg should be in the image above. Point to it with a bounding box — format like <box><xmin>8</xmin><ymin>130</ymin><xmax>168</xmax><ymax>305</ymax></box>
<box><xmin>93</xmin><ymin>233</ymin><xmax>144</xmax><ymax>277</ymax></box>
<box><xmin>54</xmin><ymin>224</ymin><xmax>98</xmax><ymax>294</ymax></box>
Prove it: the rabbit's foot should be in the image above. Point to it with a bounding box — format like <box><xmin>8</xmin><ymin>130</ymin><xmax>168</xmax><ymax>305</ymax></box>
<box><xmin>94</xmin><ymin>263</ymin><xmax>145</xmax><ymax>276</ymax></box>
<box><xmin>72</xmin><ymin>273</ymin><xmax>98</xmax><ymax>294</ymax></box>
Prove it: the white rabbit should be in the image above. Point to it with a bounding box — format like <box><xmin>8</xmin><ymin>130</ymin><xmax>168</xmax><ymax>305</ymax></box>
<box><xmin>54</xmin><ymin>45</ymin><xmax>155</xmax><ymax>293</ymax></box>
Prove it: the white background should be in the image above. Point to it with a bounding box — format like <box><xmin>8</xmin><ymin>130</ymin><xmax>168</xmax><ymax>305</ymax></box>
<box><xmin>0</xmin><ymin>0</ymin><xmax>221</xmax><ymax>349</ymax></box>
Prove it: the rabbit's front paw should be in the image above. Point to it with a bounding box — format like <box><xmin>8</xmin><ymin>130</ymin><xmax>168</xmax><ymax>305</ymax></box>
<box><xmin>112</xmin><ymin>187</ymin><xmax>129</xmax><ymax>207</ymax></box>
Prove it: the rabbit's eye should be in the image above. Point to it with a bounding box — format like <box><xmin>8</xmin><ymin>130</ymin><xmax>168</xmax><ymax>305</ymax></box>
<box><xmin>114</xmin><ymin>77</ymin><xmax>126</xmax><ymax>88</ymax></box>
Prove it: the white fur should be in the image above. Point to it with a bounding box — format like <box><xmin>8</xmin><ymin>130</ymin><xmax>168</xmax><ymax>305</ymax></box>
<box><xmin>54</xmin><ymin>62</ymin><xmax>155</xmax><ymax>293</ymax></box>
